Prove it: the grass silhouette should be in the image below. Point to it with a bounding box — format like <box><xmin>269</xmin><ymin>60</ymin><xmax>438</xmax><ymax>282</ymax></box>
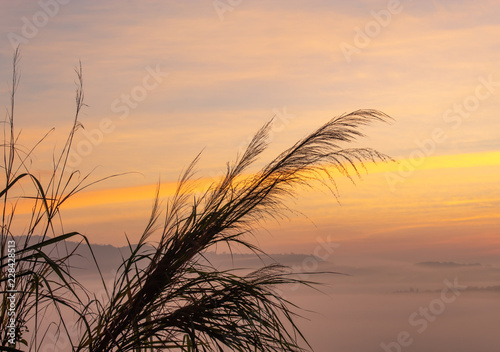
<box><xmin>0</xmin><ymin>48</ymin><xmax>107</xmax><ymax>351</ymax></box>
<box><xmin>1</xmin><ymin>49</ymin><xmax>391</xmax><ymax>351</ymax></box>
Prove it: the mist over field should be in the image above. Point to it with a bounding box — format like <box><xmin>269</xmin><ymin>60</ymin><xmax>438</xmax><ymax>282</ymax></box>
<box><xmin>66</xmin><ymin>239</ymin><xmax>499</xmax><ymax>351</ymax></box>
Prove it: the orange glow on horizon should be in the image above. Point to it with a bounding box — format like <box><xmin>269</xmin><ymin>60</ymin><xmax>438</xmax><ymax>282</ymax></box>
<box><xmin>20</xmin><ymin>150</ymin><xmax>500</xmax><ymax>213</ymax></box>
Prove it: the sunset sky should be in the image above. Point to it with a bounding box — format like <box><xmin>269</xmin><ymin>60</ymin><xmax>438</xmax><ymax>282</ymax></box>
<box><xmin>1</xmin><ymin>0</ymin><xmax>499</xmax><ymax>258</ymax></box>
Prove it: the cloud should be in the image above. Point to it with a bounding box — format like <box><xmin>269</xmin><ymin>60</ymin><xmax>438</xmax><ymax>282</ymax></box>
<box><xmin>415</xmin><ymin>261</ymin><xmax>481</xmax><ymax>268</ymax></box>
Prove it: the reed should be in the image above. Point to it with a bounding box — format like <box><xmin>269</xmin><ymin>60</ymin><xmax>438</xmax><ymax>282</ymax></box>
<box><xmin>1</xmin><ymin>49</ymin><xmax>391</xmax><ymax>351</ymax></box>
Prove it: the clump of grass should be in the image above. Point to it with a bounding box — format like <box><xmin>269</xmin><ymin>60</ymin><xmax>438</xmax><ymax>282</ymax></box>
<box><xmin>79</xmin><ymin>109</ymin><xmax>391</xmax><ymax>351</ymax></box>
<box><xmin>1</xmin><ymin>48</ymin><xmax>391</xmax><ymax>352</ymax></box>
<box><xmin>0</xmin><ymin>49</ymin><xmax>105</xmax><ymax>352</ymax></box>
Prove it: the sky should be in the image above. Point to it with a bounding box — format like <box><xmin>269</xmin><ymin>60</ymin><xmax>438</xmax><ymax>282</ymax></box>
<box><xmin>1</xmin><ymin>0</ymin><xmax>498</xmax><ymax>254</ymax></box>
<box><xmin>2</xmin><ymin>1</ymin><xmax>499</xmax><ymax>351</ymax></box>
